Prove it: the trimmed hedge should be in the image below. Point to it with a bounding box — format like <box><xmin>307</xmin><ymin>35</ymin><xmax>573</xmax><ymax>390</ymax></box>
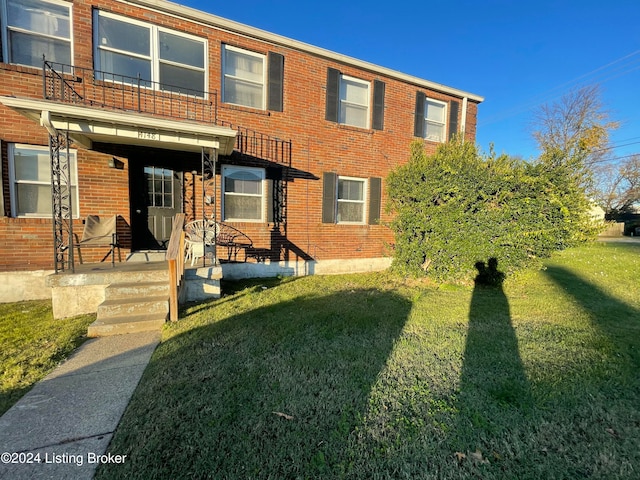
<box><xmin>386</xmin><ymin>140</ymin><xmax>601</xmax><ymax>282</ymax></box>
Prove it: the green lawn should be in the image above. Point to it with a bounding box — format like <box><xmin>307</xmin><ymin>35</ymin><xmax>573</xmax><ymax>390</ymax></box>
<box><xmin>0</xmin><ymin>300</ymin><xmax>94</xmax><ymax>416</ymax></box>
<box><xmin>97</xmin><ymin>242</ymin><xmax>640</xmax><ymax>479</ymax></box>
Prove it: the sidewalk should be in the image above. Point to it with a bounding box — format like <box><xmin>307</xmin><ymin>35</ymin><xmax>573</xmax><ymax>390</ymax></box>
<box><xmin>0</xmin><ymin>331</ymin><xmax>160</xmax><ymax>479</ymax></box>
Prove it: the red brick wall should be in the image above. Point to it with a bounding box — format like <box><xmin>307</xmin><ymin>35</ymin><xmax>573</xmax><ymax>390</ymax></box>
<box><xmin>0</xmin><ymin>0</ymin><xmax>480</xmax><ymax>271</ymax></box>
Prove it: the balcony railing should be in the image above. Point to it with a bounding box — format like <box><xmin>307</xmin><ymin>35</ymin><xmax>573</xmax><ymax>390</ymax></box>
<box><xmin>43</xmin><ymin>59</ymin><xmax>217</xmax><ymax>124</ymax></box>
<box><xmin>43</xmin><ymin>60</ymin><xmax>292</xmax><ymax>165</ymax></box>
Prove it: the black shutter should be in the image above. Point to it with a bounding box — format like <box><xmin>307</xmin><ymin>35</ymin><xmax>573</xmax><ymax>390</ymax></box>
<box><xmin>368</xmin><ymin>177</ymin><xmax>382</xmax><ymax>225</ymax></box>
<box><xmin>267</xmin><ymin>52</ymin><xmax>284</xmax><ymax>112</ymax></box>
<box><xmin>372</xmin><ymin>80</ymin><xmax>385</xmax><ymax>131</ymax></box>
<box><xmin>414</xmin><ymin>91</ymin><xmax>426</xmax><ymax>137</ymax></box>
<box><xmin>322</xmin><ymin>172</ymin><xmax>337</xmax><ymax>223</ymax></box>
<box><xmin>325</xmin><ymin>68</ymin><xmax>340</xmax><ymax>122</ymax></box>
<box><xmin>449</xmin><ymin>100</ymin><xmax>460</xmax><ymax>141</ymax></box>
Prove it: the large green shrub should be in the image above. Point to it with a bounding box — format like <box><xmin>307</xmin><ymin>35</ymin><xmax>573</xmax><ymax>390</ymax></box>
<box><xmin>386</xmin><ymin>139</ymin><xmax>600</xmax><ymax>282</ymax></box>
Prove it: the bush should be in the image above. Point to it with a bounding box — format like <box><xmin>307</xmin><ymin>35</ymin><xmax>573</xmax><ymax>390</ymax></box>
<box><xmin>386</xmin><ymin>139</ymin><xmax>600</xmax><ymax>282</ymax></box>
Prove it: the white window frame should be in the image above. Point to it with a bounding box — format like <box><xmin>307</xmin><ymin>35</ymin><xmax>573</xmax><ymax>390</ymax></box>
<box><xmin>8</xmin><ymin>143</ymin><xmax>79</xmax><ymax>219</ymax></box>
<box><xmin>221</xmin><ymin>44</ymin><xmax>266</xmax><ymax>110</ymax></box>
<box><xmin>93</xmin><ymin>10</ymin><xmax>208</xmax><ymax>96</ymax></box>
<box><xmin>336</xmin><ymin>176</ymin><xmax>367</xmax><ymax>224</ymax></box>
<box><xmin>0</xmin><ymin>0</ymin><xmax>73</xmax><ymax>68</ymax></box>
<box><xmin>222</xmin><ymin>165</ymin><xmax>265</xmax><ymax>223</ymax></box>
<box><xmin>339</xmin><ymin>74</ymin><xmax>370</xmax><ymax>129</ymax></box>
<box><xmin>424</xmin><ymin>98</ymin><xmax>448</xmax><ymax>143</ymax></box>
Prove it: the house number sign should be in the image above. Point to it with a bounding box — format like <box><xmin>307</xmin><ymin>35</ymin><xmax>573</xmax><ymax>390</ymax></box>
<box><xmin>138</xmin><ymin>130</ymin><xmax>158</xmax><ymax>140</ymax></box>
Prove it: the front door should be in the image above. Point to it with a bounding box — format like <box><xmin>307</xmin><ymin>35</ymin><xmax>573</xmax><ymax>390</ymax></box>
<box><xmin>131</xmin><ymin>164</ymin><xmax>182</xmax><ymax>250</ymax></box>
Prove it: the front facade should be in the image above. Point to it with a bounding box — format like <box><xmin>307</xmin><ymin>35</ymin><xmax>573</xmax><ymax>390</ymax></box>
<box><xmin>0</xmin><ymin>0</ymin><xmax>483</xmax><ymax>281</ymax></box>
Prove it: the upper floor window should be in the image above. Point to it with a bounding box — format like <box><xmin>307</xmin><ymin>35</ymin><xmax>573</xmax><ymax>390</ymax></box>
<box><xmin>222</xmin><ymin>165</ymin><xmax>265</xmax><ymax>222</ymax></box>
<box><xmin>222</xmin><ymin>45</ymin><xmax>266</xmax><ymax>109</ymax></box>
<box><xmin>94</xmin><ymin>11</ymin><xmax>206</xmax><ymax>95</ymax></box>
<box><xmin>339</xmin><ymin>75</ymin><xmax>370</xmax><ymax>129</ymax></box>
<box><xmin>1</xmin><ymin>0</ymin><xmax>72</xmax><ymax>67</ymax></box>
<box><xmin>8</xmin><ymin>144</ymin><xmax>79</xmax><ymax>218</ymax></box>
<box><xmin>423</xmin><ymin>98</ymin><xmax>447</xmax><ymax>142</ymax></box>
<box><xmin>325</xmin><ymin>68</ymin><xmax>384</xmax><ymax>131</ymax></box>
<box><xmin>414</xmin><ymin>92</ymin><xmax>450</xmax><ymax>143</ymax></box>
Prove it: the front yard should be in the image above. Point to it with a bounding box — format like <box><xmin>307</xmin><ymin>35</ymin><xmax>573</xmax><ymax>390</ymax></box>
<box><xmin>94</xmin><ymin>241</ymin><xmax>639</xmax><ymax>479</ymax></box>
<box><xmin>0</xmin><ymin>301</ymin><xmax>94</xmax><ymax>416</ymax></box>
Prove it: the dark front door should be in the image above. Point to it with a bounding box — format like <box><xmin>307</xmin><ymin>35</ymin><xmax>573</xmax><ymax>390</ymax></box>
<box><xmin>131</xmin><ymin>164</ymin><xmax>182</xmax><ymax>250</ymax></box>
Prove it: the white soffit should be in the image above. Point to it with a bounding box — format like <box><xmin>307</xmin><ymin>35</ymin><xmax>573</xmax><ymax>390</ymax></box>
<box><xmin>0</xmin><ymin>96</ymin><xmax>237</xmax><ymax>155</ymax></box>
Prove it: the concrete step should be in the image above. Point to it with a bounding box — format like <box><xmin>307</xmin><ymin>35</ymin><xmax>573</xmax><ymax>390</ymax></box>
<box><xmin>105</xmin><ymin>281</ymin><xmax>169</xmax><ymax>300</ymax></box>
<box><xmin>97</xmin><ymin>296</ymin><xmax>169</xmax><ymax>319</ymax></box>
<box><xmin>87</xmin><ymin>314</ymin><xmax>167</xmax><ymax>337</ymax></box>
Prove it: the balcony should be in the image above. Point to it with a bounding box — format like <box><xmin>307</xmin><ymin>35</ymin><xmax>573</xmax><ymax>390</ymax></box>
<box><xmin>43</xmin><ymin>60</ymin><xmax>291</xmax><ymax>165</ymax></box>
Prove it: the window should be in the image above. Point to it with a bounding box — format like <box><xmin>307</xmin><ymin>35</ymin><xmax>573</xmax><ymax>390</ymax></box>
<box><xmin>339</xmin><ymin>75</ymin><xmax>370</xmax><ymax>129</ymax></box>
<box><xmin>1</xmin><ymin>0</ymin><xmax>72</xmax><ymax>67</ymax></box>
<box><xmin>337</xmin><ymin>176</ymin><xmax>367</xmax><ymax>223</ymax></box>
<box><xmin>8</xmin><ymin>144</ymin><xmax>78</xmax><ymax>218</ymax></box>
<box><xmin>322</xmin><ymin>173</ymin><xmax>381</xmax><ymax>225</ymax></box>
<box><xmin>222</xmin><ymin>45</ymin><xmax>266</xmax><ymax>109</ymax></box>
<box><xmin>424</xmin><ymin>98</ymin><xmax>447</xmax><ymax>142</ymax></box>
<box><xmin>414</xmin><ymin>92</ymin><xmax>448</xmax><ymax>143</ymax></box>
<box><xmin>145</xmin><ymin>167</ymin><xmax>173</xmax><ymax>208</ymax></box>
<box><xmin>222</xmin><ymin>166</ymin><xmax>265</xmax><ymax>222</ymax></box>
<box><xmin>94</xmin><ymin>11</ymin><xmax>206</xmax><ymax>95</ymax></box>
<box><xmin>326</xmin><ymin>68</ymin><xmax>383</xmax><ymax>130</ymax></box>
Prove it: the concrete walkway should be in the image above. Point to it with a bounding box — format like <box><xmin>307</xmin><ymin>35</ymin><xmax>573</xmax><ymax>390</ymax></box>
<box><xmin>0</xmin><ymin>331</ymin><xmax>160</xmax><ymax>479</ymax></box>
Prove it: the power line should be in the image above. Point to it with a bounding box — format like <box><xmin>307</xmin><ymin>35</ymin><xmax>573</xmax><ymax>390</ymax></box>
<box><xmin>478</xmin><ymin>50</ymin><xmax>640</xmax><ymax>127</ymax></box>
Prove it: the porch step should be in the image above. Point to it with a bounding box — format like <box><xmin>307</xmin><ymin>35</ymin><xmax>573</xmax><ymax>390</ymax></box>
<box><xmin>97</xmin><ymin>295</ymin><xmax>169</xmax><ymax>318</ymax></box>
<box><xmin>105</xmin><ymin>281</ymin><xmax>170</xmax><ymax>300</ymax></box>
<box><xmin>87</xmin><ymin>313</ymin><xmax>167</xmax><ymax>337</ymax></box>
<box><xmin>88</xmin><ymin>280</ymin><xmax>169</xmax><ymax>337</ymax></box>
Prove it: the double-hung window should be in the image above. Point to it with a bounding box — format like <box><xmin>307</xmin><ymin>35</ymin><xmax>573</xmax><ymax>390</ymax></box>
<box><xmin>424</xmin><ymin>98</ymin><xmax>447</xmax><ymax>142</ymax></box>
<box><xmin>8</xmin><ymin>144</ymin><xmax>79</xmax><ymax>218</ymax></box>
<box><xmin>339</xmin><ymin>75</ymin><xmax>370</xmax><ymax>129</ymax></box>
<box><xmin>1</xmin><ymin>0</ymin><xmax>72</xmax><ymax>67</ymax></box>
<box><xmin>222</xmin><ymin>45</ymin><xmax>266</xmax><ymax>109</ymax></box>
<box><xmin>326</xmin><ymin>68</ymin><xmax>381</xmax><ymax>130</ymax></box>
<box><xmin>222</xmin><ymin>166</ymin><xmax>265</xmax><ymax>222</ymax></box>
<box><xmin>337</xmin><ymin>176</ymin><xmax>367</xmax><ymax>224</ymax></box>
<box><xmin>94</xmin><ymin>11</ymin><xmax>206</xmax><ymax>95</ymax></box>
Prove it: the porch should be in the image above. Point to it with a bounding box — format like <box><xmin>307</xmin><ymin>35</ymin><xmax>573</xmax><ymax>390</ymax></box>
<box><xmin>45</xmin><ymin>252</ymin><xmax>222</xmax><ymax>336</ymax></box>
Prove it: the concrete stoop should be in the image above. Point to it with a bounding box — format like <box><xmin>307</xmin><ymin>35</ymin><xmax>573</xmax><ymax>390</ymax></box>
<box><xmin>88</xmin><ymin>281</ymin><xmax>169</xmax><ymax>337</ymax></box>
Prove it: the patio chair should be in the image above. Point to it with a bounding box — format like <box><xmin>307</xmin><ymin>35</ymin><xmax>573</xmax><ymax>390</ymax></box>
<box><xmin>184</xmin><ymin>220</ymin><xmax>253</xmax><ymax>265</ymax></box>
<box><xmin>74</xmin><ymin>215</ymin><xmax>121</xmax><ymax>266</ymax></box>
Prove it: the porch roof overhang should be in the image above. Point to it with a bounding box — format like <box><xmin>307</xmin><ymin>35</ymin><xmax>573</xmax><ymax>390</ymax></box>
<box><xmin>0</xmin><ymin>96</ymin><xmax>237</xmax><ymax>155</ymax></box>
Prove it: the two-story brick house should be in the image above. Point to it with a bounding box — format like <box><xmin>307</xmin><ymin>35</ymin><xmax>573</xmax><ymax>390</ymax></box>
<box><xmin>0</xmin><ymin>0</ymin><xmax>482</xmax><ymax>298</ymax></box>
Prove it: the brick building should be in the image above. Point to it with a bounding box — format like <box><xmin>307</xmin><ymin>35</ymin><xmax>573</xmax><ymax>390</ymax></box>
<box><xmin>0</xmin><ymin>0</ymin><xmax>483</xmax><ymax>291</ymax></box>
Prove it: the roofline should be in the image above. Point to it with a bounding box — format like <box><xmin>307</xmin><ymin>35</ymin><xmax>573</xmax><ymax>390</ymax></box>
<box><xmin>122</xmin><ymin>0</ymin><xmax>484</xmax><ymax>103</ymax></box>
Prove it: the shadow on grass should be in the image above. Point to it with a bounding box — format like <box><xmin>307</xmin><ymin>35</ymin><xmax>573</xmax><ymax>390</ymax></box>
<box><xmin>451</xmin><ymin>259</ymin><xmax>532</xmax><ymax>456</ymax></box>
<box><xmin>98</xmin><ymin>287</ymin><xmax>411</xmax><ymax>479</ymax></box>
<box><xmin>544</xmin><ymin>265</ymin><xmax>640</xmax><ymax>368</ymax></box>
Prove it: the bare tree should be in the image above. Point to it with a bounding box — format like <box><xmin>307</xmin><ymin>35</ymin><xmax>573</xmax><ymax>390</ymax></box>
<box><xmin>595</xmin><ymin>155</ymin><xmax>640</xmax><ymax>216</ymax></box>
<box><xmin>531</xmin><ymin>85</ymin><xmax>619</xmax><ymax>170</ymax></box>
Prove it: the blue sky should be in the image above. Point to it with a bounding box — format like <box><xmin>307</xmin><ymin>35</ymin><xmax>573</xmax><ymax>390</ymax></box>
<box><xmin>181</xmin><ymin>0</ymin><xmax>640</xmax><ymax>163</ymax></box>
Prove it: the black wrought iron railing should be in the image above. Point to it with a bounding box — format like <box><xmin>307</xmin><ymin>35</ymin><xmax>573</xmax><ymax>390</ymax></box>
<box><xmin>43</xmin><ymin>59</ymin><xmax>217</xmax><ymax>124</ymax></box>
<box><xmin>221</xmin><ymin>122</ymin><xmax>292</xmax><ymax>166</ymax></box>
<box><xmin>42</xmin><ymin>60</ymin><xmax>292</xmax><ymax>165</ymax></box>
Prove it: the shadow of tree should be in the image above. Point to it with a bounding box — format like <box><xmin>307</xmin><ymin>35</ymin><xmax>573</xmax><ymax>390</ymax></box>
<box><xmin>99</xmin><ymin>287</ymin><xmax>411</xmax><ymax>479</ymax></box>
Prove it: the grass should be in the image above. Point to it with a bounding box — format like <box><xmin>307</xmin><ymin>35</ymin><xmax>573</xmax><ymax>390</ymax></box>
<box><xmin>97</xmin><ymin>242</ymin><xmax>640</xmax><ymax>479</ymax></box>
<box><xmin>0</xmin><ymin>300</ymin><xmax>94</xmax><ymax>416</ymax></box>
